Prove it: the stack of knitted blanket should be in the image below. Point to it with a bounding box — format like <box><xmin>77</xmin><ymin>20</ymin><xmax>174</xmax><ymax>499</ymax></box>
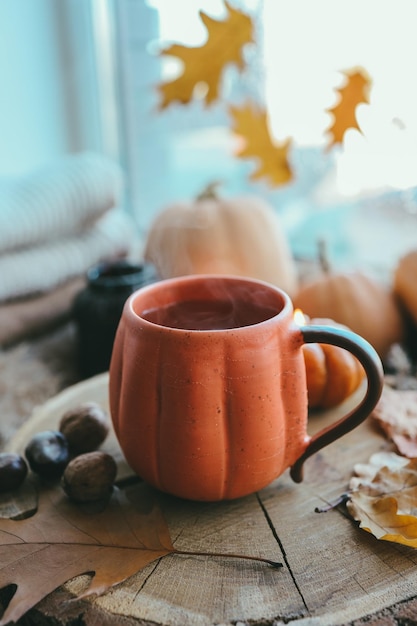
<box><xmin>0</xmin><ymin>152</ymin><xmax>138</xmax><ymax>346</ymax></box>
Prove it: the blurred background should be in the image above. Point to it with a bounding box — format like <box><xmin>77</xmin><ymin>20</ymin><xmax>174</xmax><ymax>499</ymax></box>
<box><xmin>1</xmin><ymin>0</ymin><xmax>417</xmax><ymax>274</ymax></box>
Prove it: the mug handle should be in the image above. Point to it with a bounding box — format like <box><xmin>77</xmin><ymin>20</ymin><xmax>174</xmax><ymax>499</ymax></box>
<box><xmin>290</xmin><ymin>324</ymin><xmax>384</xmax><ymax>483</ymax></box>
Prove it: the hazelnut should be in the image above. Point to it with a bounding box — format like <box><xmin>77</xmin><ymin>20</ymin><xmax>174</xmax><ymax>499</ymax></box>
<box><xmin>62</xmin><ymin>451</ymin><xmax>117</xmax><ymax>503</ymax></box>
<box><xmin>59</xmin><ymin>402</ymin><xmax>110</xmax><ymax>454</ymax></box>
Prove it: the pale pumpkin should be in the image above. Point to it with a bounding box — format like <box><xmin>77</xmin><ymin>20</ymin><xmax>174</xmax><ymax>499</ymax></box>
<box><xmin>393</xmin><ymin>249</ymin><xmax>417</xmax><ymax>325</ymax></box>
<box><xmin>144</xmin><ymin>185</ymin><xmax>298</xmax><ymax>296</ymax></box>
<box><xmin>293</xmin><ymin>271</ymin><xmax>404</xmax><ymax>359</ymax></box>
<box><xmin>302</xmin><ymin>317</ymin><xmax>365</xmax><ymax>409</ymax></box>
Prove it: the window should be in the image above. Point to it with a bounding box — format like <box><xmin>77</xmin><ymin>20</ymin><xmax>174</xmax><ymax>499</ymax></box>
<box><xmin>103</xmin><ymin>0</ymin><xmax>417</xmax><ymax>273</ymax></box>
<box><xmin>2</xmin><ymin>1</ymin><xmax>416</xmax><ymax>274</ymax></box>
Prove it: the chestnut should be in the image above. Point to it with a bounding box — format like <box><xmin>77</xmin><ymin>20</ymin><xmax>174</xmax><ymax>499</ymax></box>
<box><xmin>0</xmin><ymin>453</ymin><xmax>28</xmax><ymax>492</ymax></box>
<box><xmin>25</xmin><ymin>430</ymin><xmax>70</xmax><ymax>479</ymax></box>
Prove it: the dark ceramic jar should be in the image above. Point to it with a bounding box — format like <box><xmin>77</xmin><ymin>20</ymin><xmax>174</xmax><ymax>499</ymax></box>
<box><xmin>73</xmin><ymin>259</ymin><xmax>159</xmax><ymax>378</ymax></box>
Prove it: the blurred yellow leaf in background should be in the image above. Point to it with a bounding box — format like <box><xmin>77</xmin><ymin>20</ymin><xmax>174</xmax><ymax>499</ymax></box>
<box><xmin>229</xmin><ymin>101</ymin><xmax>293</xmax><ymax>187</ymax></box>
<box><xmin>326</xmin><ymin>67</ymin><xmax>372</xmax><ymax>148</ymax></box>
<box><xmin>156</xmin><ymin>1</ymin><xmax>254</xmax><ymax>109</ymax></box>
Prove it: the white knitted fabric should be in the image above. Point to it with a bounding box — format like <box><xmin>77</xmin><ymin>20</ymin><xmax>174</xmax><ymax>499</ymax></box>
<box><xmin>0</xmin><ymin>209</ymin><xmax>136</xmax><ymax>301</ymax></box>
<box><xmin>0</xmin><ymin>152</ymin><xmax>124</xmax><ymax>254</ymax></box>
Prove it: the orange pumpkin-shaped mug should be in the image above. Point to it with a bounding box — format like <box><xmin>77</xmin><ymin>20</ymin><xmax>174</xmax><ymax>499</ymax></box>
<box><xmin>109</xmin><ymin>275</ymin><xmax>383</xmax><ymax>501</ymax></box>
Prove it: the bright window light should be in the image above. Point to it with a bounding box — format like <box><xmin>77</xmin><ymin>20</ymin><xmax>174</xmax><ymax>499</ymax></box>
<box><xmin>149</xmin><ymin>0</ymin><xmax>417</xmax><ymax>197</ymax></box>
<box><xmin>262</xmin><ymin>0</ymin><xmax>417</xmax><ymax>196</ymax></box>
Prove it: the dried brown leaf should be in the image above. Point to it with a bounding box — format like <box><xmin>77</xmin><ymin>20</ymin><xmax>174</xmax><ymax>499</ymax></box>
<box><xmin>372</xmin><ymin>386</ymin><xmax>417</xmax><ymax>457</ymax></box>
<box><xmin>0</xmin><ymin>479</ymin><xmax>282</xmax><ymax>625</ymax></box>
<box><xmin>347</xmin><ymin>452</ymin><xmax>417</xmax><ymax>548</ymax></box>
<box><xmin>349</xmin><ymin>451</ymin><xmax>409</xmax><ymax>491</ymax></box>
<box><xmin>0</xmin><ymin>482</ymin><xmax>174</xmax><ymax>625</ymax></box>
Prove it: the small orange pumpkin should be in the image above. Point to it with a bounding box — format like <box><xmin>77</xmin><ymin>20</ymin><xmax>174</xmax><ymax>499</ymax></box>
<box><xmin>144</xmin><ymin>184</ymin><xmax>299</xmax><ymax>296</ymax></box>
<box><xmin>301</xmin><ymin>317</ymin><xmax>365</xmax><ymax>409</ymax></box>
<box><xmin>393</xmin><ymin>249</ymin><xmax>417</xmax><ymax>325</ymax></box>
<box><xmin>293</xmin><ymin>270</ymin><xmax>404</xmax><ymax>359</ymax></box>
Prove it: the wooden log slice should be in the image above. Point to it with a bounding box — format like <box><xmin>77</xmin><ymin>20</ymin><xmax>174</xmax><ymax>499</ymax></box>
<box><xmin>3</xmin><ymin>376</ymin><xmax>417</xmax><ymax>625</ymax></box>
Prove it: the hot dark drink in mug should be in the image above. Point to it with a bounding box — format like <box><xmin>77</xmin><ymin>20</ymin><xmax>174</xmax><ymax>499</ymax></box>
<box><xmin>141</xmin><ymin>298</ymin><xmax>279</xmax><ymax>330</ymax></box>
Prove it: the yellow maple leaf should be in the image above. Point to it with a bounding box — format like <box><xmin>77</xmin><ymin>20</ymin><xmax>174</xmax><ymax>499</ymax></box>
<box><xmin>229</xmin><ymin>101</ymin><xmax>293</xmax><ymax>187</ymax></box>
<box><xmin>347</xmin><ymin>452</ymin><xmax>417</xmax><ymax>548</ymax></box>
<box><xmin>326</xmin><ymin>67</ymin><xmax>372</xmax><ymax>149</ymax></box>
<box><xmin>156</xmin><ymin>1</ymin><xmax>254</xmax><ymax>109</ymax></box>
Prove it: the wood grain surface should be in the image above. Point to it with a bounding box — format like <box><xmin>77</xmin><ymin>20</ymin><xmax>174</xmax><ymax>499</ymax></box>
<box><xmin>5</xmin><ymin>374</ymin><xmax>417</xmax><ymax>626</ymax></box>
